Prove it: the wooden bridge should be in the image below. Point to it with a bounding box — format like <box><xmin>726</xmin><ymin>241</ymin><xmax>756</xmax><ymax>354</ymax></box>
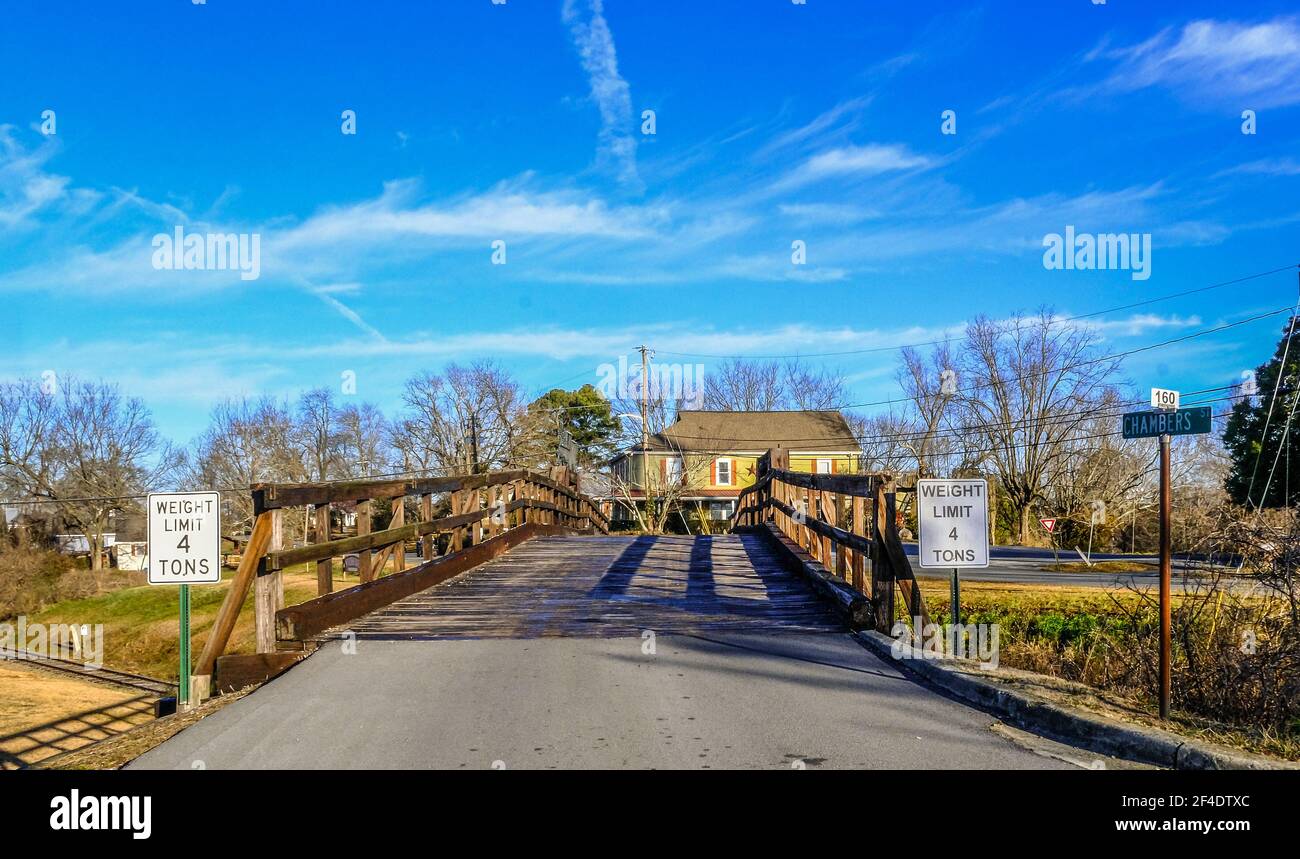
<box><xmin>134</xmin><ymin>449</ymin><xmax>1080</xmax><ymax>769</ymax></box>
<box><xmin>193</xmin><ymin>448</ymin><xmax>931</xmax><ymax>697</ymax></box>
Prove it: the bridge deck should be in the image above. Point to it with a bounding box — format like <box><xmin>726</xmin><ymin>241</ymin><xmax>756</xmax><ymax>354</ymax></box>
<box><xmin>345</xmin><ymin>534</ymin><xmax>844</xmax><ymax>639</ymax></box>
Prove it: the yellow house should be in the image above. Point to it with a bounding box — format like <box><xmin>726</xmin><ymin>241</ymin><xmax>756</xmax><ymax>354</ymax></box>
<box><xmin>605</xmin><ymin>410</ymin><xmax>860</xmax><ymax>523</ymax></box>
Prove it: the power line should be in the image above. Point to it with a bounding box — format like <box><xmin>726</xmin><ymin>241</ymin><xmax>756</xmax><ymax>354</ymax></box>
<box><xmin>655</xmin><ymin>262</ymin><xmax>1299</xmax><ymax>360</ymax></box>
<box><xmin>639</xmin><ymin>389</ymin><xmax>1240</xmax><ymax>449</ymax></box>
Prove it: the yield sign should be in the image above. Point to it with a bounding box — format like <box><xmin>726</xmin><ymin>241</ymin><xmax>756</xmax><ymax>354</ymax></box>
<box><xmin>1039</xmin><ymin>517</ymin><xmax>1057</xmax><ymax>533</ymax></box>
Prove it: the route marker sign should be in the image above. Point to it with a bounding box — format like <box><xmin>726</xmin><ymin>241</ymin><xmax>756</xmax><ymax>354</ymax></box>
<box><xmin>1039</xmin><ymin>517</ymin><xmax>1057</xmax><ymax>533</ymax></box>
<box><xmin>1150</xmin><ymin>387</ymin><xmax>1180</xmax><ymax>410</ymax></box>
<box><xmin>1121</xmin><ymin>406</ymin><xmax>1212</xmax><ymax>439</ymax></box>
<box><xmin>917</xmin><ymin>478</ymin><xmax>989</xmax><ymax>569</ymax></box>
<box><xmin>147</xmin><ymin>491</ymin><xmax>222</xmax><ymax>585</ymax></box>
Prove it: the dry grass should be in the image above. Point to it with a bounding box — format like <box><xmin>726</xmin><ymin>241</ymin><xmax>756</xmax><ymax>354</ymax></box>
<box><xmin>0</xmin><ymin>661</ymin><xmax>155</xmax><ymax>768</ymax></box>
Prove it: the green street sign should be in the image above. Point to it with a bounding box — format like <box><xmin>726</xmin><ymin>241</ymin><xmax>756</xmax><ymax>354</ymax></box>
<box><xmin>1121</xmin><ymin>406</ymin><xmax>1212</xmax><ymax>439</ymax></box>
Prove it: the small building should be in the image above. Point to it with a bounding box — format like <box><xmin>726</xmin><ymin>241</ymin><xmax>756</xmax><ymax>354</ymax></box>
<box><xmin>603</xmin><ymin>410</ymin><xmax>861</xmax><ymax>526</ymax></box>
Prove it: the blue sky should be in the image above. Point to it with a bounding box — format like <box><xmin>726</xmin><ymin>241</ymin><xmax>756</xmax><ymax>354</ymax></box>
<box><xmin>2</xmin><ymin>0</ymin><xmax>1299</xmax><ymax>444</ymax></box>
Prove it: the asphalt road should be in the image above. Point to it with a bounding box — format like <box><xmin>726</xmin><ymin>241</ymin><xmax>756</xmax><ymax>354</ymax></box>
<box><xmin>903</xmin><ymin>543</ymin><xmax>1234</xmax><ymax>590</ymax></box>
<box><xmin>130</xmin><ymin>632</ymin><xmax>1089</xmax><ymax>770</ymax></box>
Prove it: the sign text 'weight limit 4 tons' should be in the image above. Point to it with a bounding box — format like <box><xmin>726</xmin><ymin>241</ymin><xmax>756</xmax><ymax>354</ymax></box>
<box><xmin>917</xmin><ymin>479</ymin><xmax>990</xmax><ymax>569</ymax></box>
<box><xmin>147</xmin><ymin>491</ymin><xmax>221</xmax><ymax>585</ymax></box>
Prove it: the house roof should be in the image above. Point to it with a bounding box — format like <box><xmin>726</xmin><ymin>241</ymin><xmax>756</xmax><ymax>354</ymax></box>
<box><xmin>642</xmin><ymin>410</ymin><xmax>857</xmax><ymax>453</ymax></box>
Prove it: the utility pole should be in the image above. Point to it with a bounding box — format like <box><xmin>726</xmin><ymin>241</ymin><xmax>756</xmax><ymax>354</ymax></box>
<box><xmin>637</xmin><ymin>345</ymin><xmax>653</xmax><ymax>530</ymax></box>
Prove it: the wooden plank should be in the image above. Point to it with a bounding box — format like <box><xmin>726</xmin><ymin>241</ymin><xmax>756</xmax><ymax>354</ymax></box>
<box><xmin>195</xmin><ymin>511</ymin><xmax>276</xmax><ymax>679</ymax></box>
<box><xmin>345</xmin><ymin>533</ymin><xmax>845</xmax><ymax>640</ymax></box>
<box><xmin>267</xmin><ymin>499</ymin><xmax>541</xmax><ymax>570</ymax></box>
<box><xmin>252</xmin><ymin>468</ymin><xmax>602</xmax><ymax>513</ymax></box>
<box><xmin>253</xmin><ymin>470</ymin><xmax>531</xmax><ymax>510</ymax></box>
<box><xmin>770</xmin><ymin>469</ymin><xmax>877</xmax><ymax>497</ymax></box>
<box><xmin>213</xmin><ymin>652</ymin><xmax>306</xmax><ymax>694</ymax></box>
<box><xmin>276</xmin><ymin>523</ymin><xmax>579</xmax><ymax>641</ymax></box>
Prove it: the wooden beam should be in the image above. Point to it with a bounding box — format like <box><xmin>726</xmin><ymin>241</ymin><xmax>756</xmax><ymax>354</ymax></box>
<box><xmin>769</xmin><ymin>469</ymin><xmax>877</xmax><ymax>496</ymax></box>
<box><xmin>213</xmin><ymin>652</ymin><xmax>306</xmax><ymax>694</ymax></box>
<box><xmin>195</xmin><ymin>511</ymin><xmax>275</xmax><ymax>679</ymax></box>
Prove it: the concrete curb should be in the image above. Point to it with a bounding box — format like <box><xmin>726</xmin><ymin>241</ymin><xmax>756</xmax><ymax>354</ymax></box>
<box><xmin>855</xmin><ymin>629</ymin><xmax>1298</xmax><ymax>771</ymax></box>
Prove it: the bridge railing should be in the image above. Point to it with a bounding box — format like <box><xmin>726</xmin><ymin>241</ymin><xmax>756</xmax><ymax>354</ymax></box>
<box><xmin>192</xmin><ymin>466</ymin><xmax>608</xmax><ymax>699</ymax></box>
<box><xmin>733</xmin><ymin>448</ymin><xmax>929</xmax><ymax>633</ymax></box>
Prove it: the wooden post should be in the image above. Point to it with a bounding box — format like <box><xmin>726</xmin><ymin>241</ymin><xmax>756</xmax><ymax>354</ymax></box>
<box><xmin>421</xmin><ymin>493</ymin><xmax>434</xmax><ymax>560</ymax></box>
<box><xmin>393</xmin><ymin>497</ymin><xmax>406</xmax><ymax>571</ymax></box>
<box><xmin>314</xmin><ymin>503</ymin><xmax>332</xmax><ymax>595</ymax></box>
<box><xmin>357</xmin><ymin>499</ymin><xmax>373</xmax><ymax>582</ymax></box>
<box><xmin>851</xmin><ymin>494</ymin><xmax>866</xmax><ymax>593</ymax></box>
<box><xmin>194</xmin><ymin>509</ymin><xmax>276</xmax><ymax>694</ymax></box>
<box><xmin>255</xmin><ymin>509</ymin><xmax>284</xmax><ymax>654</ymax></box>
<box><xmin>450</xmin><ymin>491</ymin><xmax>464</xmax><ymax>552</ymax></box>
<box><xmin>834</xmin><ymin>493</ymin><xmax>848</xmax><ymax>581</ymax></box>
<box><xmin>872</xmin><ymin>480</ymin><xmax>895</xmax><ymax>632</ymax></box>
<box><xmin>820</xmin><ymin>490</ymin><xmax>835</xmax><ymax>571</ymax></box>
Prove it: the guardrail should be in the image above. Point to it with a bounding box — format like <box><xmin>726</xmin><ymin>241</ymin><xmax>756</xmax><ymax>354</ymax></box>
<box><xmin>733</xmin><ymin>448</ymin><xmax>929</xmax><ymax>633</ymax></box>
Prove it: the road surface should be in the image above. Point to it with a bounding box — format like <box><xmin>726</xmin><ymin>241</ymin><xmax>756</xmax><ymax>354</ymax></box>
<box><xmin>903</xmin><ymin>543</ymin><xmax>1240</xmax><ymax>590</ymax></box>
<box><xmin>130</xmin><ymin>534</ymin><xmax>1122</xmax><ymax>770</ymax></box>
<box><xmin>131</xmin><ymin>632</ymin><xmax>1098</xmax><ymax>769</ymax></box>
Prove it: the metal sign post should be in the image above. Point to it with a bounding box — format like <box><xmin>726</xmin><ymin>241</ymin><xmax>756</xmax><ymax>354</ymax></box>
<box><xmin>1123</xmin><ymin>392</ymin><xmax>1209</xmax><ymax>720</ymax></box>
<box><xmin>1159</xmin><ymin>434</ymin><xmax>1172</xmax><ymax>719</ymax></box>
<box><xmin>917</xmin><ymin>479</ymin><xmax>989</xmax><ymax>626</ymax></box>
<box><xmin>147</xmin><ymin>491</ymin><xmax>221</xmax><ymax>710</ymax></box>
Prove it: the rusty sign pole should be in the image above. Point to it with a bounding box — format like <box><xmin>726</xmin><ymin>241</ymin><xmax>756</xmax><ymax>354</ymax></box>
<box><xmin>1159</xmin><ymin>433</ymin><xmax>1172</xmax><ymax>720</ymax></box>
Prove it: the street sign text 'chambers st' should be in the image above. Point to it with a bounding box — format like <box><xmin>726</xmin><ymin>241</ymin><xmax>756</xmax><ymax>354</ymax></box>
<box><xmin>917</xmin><ymin>478</ymin><xmax>990</xmax><ymax>568</ymax></box>
<box><xmin>1121</xmin><ymin>406</ymin><xmax>1212</xmax><ymax>439</ymax></box>
<box><xmin>147</xmin><ymin>491</ymin><xmax>222</xmax><ymax>585</ymax></box>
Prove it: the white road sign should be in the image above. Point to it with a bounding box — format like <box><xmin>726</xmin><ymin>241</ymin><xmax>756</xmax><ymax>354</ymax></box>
<box><xmin>1151</xmin><ymin>387</ymin><xmax>1180</xmax><ymax>410</ymax></box>
<box><xmin>147</xmin><ymin>491</ymin><xmax>222</xmax><ymax>585</ymax></box>
<box><xmin>917</xmin><ymin>478</ymin><xmax>989</xmax><ymax>569</ymax></box>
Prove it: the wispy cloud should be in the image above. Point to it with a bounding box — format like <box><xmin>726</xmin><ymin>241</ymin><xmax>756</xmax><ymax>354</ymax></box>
<box><xmin>771</xmin><ymin>143</ymin><xmax>932</xmax><ymax>193</ymax></box>
<box><xmin>1099</xmin><ymin>17</ymin><xmax>1300</xmax><ymax>107</ymax></box>
<box><xmin>562</xmin><ymin>0</ymin><xmax>641</xmax><ymax>191</ymax></box>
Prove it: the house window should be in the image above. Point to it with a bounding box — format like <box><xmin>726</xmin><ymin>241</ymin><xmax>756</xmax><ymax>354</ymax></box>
<box><xmin>664</xmin><ymin>456</ymin><xmax>683</xmax><ymax>485</ymax></box>
<box><xmin>709</xmin><ymin>501</ymin><xmax>733</xmax><ymax>521</ymax></box>
<box><xmin>715</xmin><ymin>458</ymin><xmax>733</xmax><ymax>486</ymax></box>
<box><xmin>816</xmin><ymin>459</ymin><xmax>832</xmax><ymax>474</ymax></box>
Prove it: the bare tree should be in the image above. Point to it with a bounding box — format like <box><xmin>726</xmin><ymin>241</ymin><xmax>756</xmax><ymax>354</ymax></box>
<box><xmin>294</xmin><ymin>388</ymin><xmax>342</xmax><ymax>482</ymax></box>
<box><xmin>955</xmin><ymin>310</ymin><xmax>1120</xmax><ymax>544</ymax></box>
<box><xmin>190</xmin><ymin>397</ymin><xmax>299</xmax><ymax>534</ymax></box>
<box><xmin>391</xmin><ymin>362</ymin><xmax>527</xmax><ymax>475</ymax></box>
<box><xmin>702</xmin><ymin>357</ymin><xmax>846</xmax><ymax>411</ymax></box>
<box><xmin>0</xmin><ymin>377</ymin><xmax>180</xmax><ymax>569</ymax></box>
<box><xmin>896</xmin><ymin>344</ymin><xmax>959</xmax><ymax>478</ymax></box>
<box><xmin>336</xmin><ymin>401</ymin><xmax>391</xmax><ymax>478</ymax></box>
